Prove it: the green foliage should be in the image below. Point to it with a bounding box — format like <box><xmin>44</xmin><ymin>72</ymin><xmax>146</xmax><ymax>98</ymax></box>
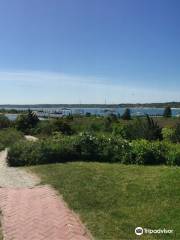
<box><xmin>103</xmin><ymin>116</ymin><xmax>113</xmax><ymax>132</ymax></box>
<box><xmin>162</xmin><ymin>127</ymin><xmax>175</xmax><ymax>141</ymax></box>
<box><xmin>87</xmin><ymin>122</ymin><xmax>102</xmax><ymax>132</ymax></box>
<box><xmin>112</xmin><ymin>125</ymin><xmax>128</xmax><ymax>138</ymax></box>
<box><xmin>171</xmin><ymin>123</ymin><xmax>180</xmax><ymax>143</ymax></box>
<box><xmin>0</xmin><ymin>128</ymin><xmax>24</xmax><ymax>150</ymax></box>
<box><xmin>163</xmin><ymin>106</ymin><xmax>172</xmax><ymax>118</ymax></box>
<box><xmin>53</xmin><ymin>119</ymin><xmax>74</xmax><ymax>135</ymax></box>
<box><xmin>144</xmin><ymin>115</ymin><xmax>162</xmax><ymax>140</ymax></box>
<box><xmin>166</xmin><ymin>144</ymin><xmax>180</xmax><ymax>166</ymax></box>
<box><xmin>7</xmin><ymin>131</ymin><xmax>180</xmax><ymax>167</ymax></box>
<box><xmin>108</xmin><ymin>113</ymin><xmax>118</xmax><ymax>122</ymax></box>
<box><xmin>131</xmin><ymin>140</ymin><xmax>167</xmax><ymax>165</ymax></box>
<box><xmin>122</xmin><ymin>108</ymin><xmax>131</xmax><ymax>120</ymax></box>
<box><xmin>32</xmin><ymin>119</ymin><xmax>73</xmax><ymax>136</ymax></box>
<box><xmin>8</xmin><ymin>133</ymin><xmax>129</xmax><ymax>166</ymax></box>
<box><xmin>33</xmin><ymin>120</ymin><xmax>57</xmax><ymax>136</ymax></box>
<box><xmin>121</xmin><ymin>116</ymin><xmax>162</xmax><ymax>141</ymax></box>
<box><xmin>16</xmin><ymin>110</ymin><xmax>39</xmax><ymax>133</ymax></box>
<box><xmin>0</xmin><ymin>115</ymin><xmax>11</xmax><ymax>129</ymax></box>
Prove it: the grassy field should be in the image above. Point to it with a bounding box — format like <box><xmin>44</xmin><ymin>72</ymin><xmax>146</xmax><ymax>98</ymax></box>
<box><xmin>30</xmin><ymin>163</ymin><xmax>180</xmax><ymax>240</ymax></box>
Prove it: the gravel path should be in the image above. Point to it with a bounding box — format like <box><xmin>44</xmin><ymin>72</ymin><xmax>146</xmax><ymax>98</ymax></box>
<box><xmin>0</xmin><ymin>150</ymin><xmax>39</xmax><ymax>188</ymax></box>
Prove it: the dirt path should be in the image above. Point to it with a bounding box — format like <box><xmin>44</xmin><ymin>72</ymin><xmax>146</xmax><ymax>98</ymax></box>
<box><xmin>0</xmin><ymin>150</ymin><xmax>39</xmax><ymax>188</ymax></box>
<box><xmin>0</xmin><ymin>150</ymin><xmax>91</xmax><ymax>240</ymax></box>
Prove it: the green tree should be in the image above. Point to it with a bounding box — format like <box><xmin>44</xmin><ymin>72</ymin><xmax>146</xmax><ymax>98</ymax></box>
<box><xmin>163</xmin><ymin>106</ymin><xmax>172</xmax><ymax>118</ymax></box>
<box><xmin>16</xmin><ymin>109</ymin><xmax>39</xmax><ymax>133</ymax></box>
<box><xmin>0</xmin><ymin>115</ymin><xmax>11</xmax><ymax>129</ymax></box>
<box><xmin>122</xmin><ymin>108</ymin><xmax>131</xmax><ymax>120</ymax></box>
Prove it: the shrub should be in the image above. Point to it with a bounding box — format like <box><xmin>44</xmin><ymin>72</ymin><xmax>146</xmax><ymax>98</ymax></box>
<box><xmin>166</xmin><ymin>144</ymin><xmax>180</xmax><ymax>166</ymax></box>
<box><xmin>7</xmin><ymin>131</ymin><xmax>180</xmax><ymax>167</ymax></box>
<box><xmin>0</xmin><ymin>128</ymin><xmax>24</xmax><ymax>150</ymax></box>
<box><xmin>103</xmin><ymin>117</ymin><xmax>113</xmax><ymax>132</ymax></box>
<box><xmin>131</xmin><ymin>140</ymin><xmax>167</xmax><ymax>165</ymax></box>
<box><xmin>0</xmin><ymin>115</ymin><xmax>11</xmax><ymax>129</ymax></box>
<box><xmin>7</xmin><ymin>132</ymin><xmax>133</xmax><ymax>166</ymax></box>
<box><xmin>112</xmin><ymin>125</ymin><xmax>128</xmax><ymax>139</ymax></box>
<box><xmin>53</xmin><ymin>119</ymin><xmax>74</xmax><ymax>135</ymax></box>
<box><xmin>171</xmin><ymin>123</ymin><xmax>180</xmax><ymax>143</ymax></box>
<box><xmin>8</xmin><ymin>141</ymin><xmax>43</xmax><ymax>166</ymax></box>
<box><xmin>162</xmin><ymin>127</ymin><xmax>175</xmax><ymax>141</ymax></box>
<box><xmin>73</xmin><ymin>132</ymin><xmax>99</xmax><ymax>160</ymax></box>
<box><xmin>123</xmin><ymin>116</ymin><xmax>162</xmax><ymax>141</ymax></box>
<box><xmin>144</xmin><ymin>115</ymin><xmax>162</xmax><ymax>141</ymax></box>
<box><xmin>98</xmin><ymin>136</ymin><xmax>132</xmax><ymax>163</ymax></box>
<box><xmin>7</xmin><ymin>133</ymin><xmax>79</xmax><ymax>166</ymax></box>
<box><xmin>87</xmin><ymin>122</ymin><xmax>102</xmax><ymax>132</ymax></box>
<box><xmin>33</xmin><ymin>120</ymin><xmax>57</xmax><ymax>136</ymax></box>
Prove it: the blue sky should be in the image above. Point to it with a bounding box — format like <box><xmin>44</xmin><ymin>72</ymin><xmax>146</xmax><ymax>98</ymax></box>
<box><xmin>0</xmin><ymin>0</ymin><xmax>180</xmax><ymax>104</ymax></box>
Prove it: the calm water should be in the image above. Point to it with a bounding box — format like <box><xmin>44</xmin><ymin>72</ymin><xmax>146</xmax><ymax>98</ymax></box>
<box><xmin>4</xmin><ymin>107</ymin><xmax>180</xmax><ymax>120</ymax></box>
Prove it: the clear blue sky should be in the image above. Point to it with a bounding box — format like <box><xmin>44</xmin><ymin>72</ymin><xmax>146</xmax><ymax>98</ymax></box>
<box><xmin>0</xmin><ymin>0</ymin><xmax>180</xmax><ymax>104</ymax></box>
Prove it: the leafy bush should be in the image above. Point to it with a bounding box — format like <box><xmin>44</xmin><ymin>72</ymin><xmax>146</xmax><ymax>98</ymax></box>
<box><xmin>166</xmin><ymin>143</ymin><xmax>180</xmax><ymax>166</ymax></box>
<box><xmin>0</xmin><ymin>128</ymin><xmax>24</xmax><ymax>150</ymax></box>
<box><xmin>144</xmin><ymin>115</ymin><xmax>162</xmax><ymax>140</ymax></box>
<box><xmin>33</xmin><ymin>120</ymin><xmax>57</xmax><ymax>136</ymax></box>
<box><xmin>7</xmin><ymin>130</ymin><xmax>180</xmax><ymax>167</ymax></box>
<box><xmin>8</xmin><ymin>132</ymin><xmax>132</xmax><ymax>166</ymax></box>
<box><xmin>0</xmin><ymin>115</ymin><xmax>11</xmax><ymax>129</ymax></box>
<box><xmin>112</xmin><ymin>125</ymin><xmax>129</xmax><ymax>139</ymax></box>
<box><xmin>171</xmin><ymin>123</ymin><xmax>180</xmax><ymax>143</ymax></box>
<box><xmin>103</xmin><ymin>117</ymin><xmax>113</xmax><ymax>132</ymax></box>
<box><xmin>73</xmin><ymin>132</ymin><xmax>99</xmax><ymax>160</ymax></box>
<box><xmin>8</xmin><ymin>141</ymin><xmax>43</xmax><ymax>166</ymax></box>
<box><xmin>8</xmin><ymin>133</ymin><xmax>79</xmax><ymax>166</ymax></box>
<box><xmin>162</xmin><ymin>127</ymin><xmax>175</xmax><ymax>141</ymax></box>
<box><xmin>98</xmin><ymin>136</ymin><xmax>132</xmax><ymax>163</ymax></box>
<box><xmin>120</xmin><ymin>116</ymin><xmax>162</xmax><ymax>141</ymax></box>
<box><xmin>87</xmin><ymin>122</ymin><xmax>103</xmax><ymax>132</ymax></box>
<box><xmin>53</xmin><ymin>119</ymin><xmax>74</xmax><ymax>135</ymax></box>
<box><xmin>32</xmin><ymin>119</ymin><xmax>74</xmax><ymax>136</ymax></box>
<box><xmin>131</xmin><ymin>140</ymin><xmax>167</xmax><ymax>165</ymax></box>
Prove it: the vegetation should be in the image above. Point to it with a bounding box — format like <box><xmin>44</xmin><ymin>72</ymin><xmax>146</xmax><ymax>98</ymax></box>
<box><xmin>0</xmin><ymin>114</ymin><xmax>11</xmax><ymax>129</ymax></box>
<box><xmin>122</xmin><ymin>108</ymin><xmax>131</xmax><ymax>120</ymax></box>
<box><xmin>7</xmin><ymin>132</ymin><xmax>180</xmax><ymax>166</ymax></box>
<box><xmin>0</xmin><ymin>113</ymin><xmax>179</xmax><ymax>167</ymax></box>
<box><xmin>0</xmin><ymin>128</ymin><xmax>24</xmax><ymax>151</ymax></box>
<box><xmin>163</xmin><ymin>106</ymin><xmax>172</xmax><ymax>118</ymax></box>
<box><xmin>113</xmin><ymin>115</ymin><xmax>162</xmax><ymax>141</ymax></box>
<box><xmin>30</xmin><ymin>163</ymin><xmax>180</xmax><ymax>240</ymax></box>
<box><xmin>16</xmin><ymin>109</ymin><xmax>39</xmax><ymax>133</ymax></box>
<box><xmin>0</xmin><ymin>110</ymin><xmax>179</xmax><ymax>239</ymax></box>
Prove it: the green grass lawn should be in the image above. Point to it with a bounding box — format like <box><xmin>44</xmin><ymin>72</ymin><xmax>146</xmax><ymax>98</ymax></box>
<box><xmin>30</xmin><ymin>163</ymin><xmax>180</xmax><ymax>240</ymax></box>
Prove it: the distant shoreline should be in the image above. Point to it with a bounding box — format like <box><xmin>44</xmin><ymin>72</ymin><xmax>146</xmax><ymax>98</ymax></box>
<box><xmin>0</xmin><ymin>102</ymin><xmax>180</xmax><ymax>108</ymax></box>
